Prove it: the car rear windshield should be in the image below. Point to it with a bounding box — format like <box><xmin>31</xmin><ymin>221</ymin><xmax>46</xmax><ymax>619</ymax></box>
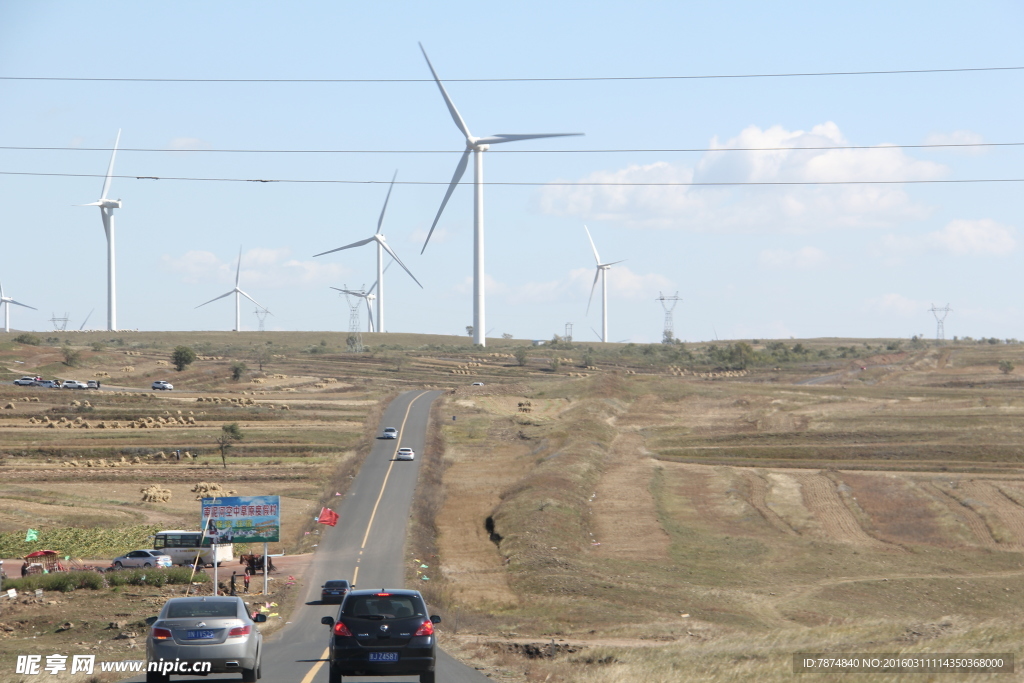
<box><xmin>324</xmin><ymin>581</ymin><xmax>349</xmax><ymax>588</ymax></box>
<box><xmin>342</xmin><ymin>595</ymin><xmax>423</xmax><ymax>619</ymax></box>
<box><xmin>166</xmin><ymin>602</ymin><xmax>239</xmax><ymax>619</ymax></box>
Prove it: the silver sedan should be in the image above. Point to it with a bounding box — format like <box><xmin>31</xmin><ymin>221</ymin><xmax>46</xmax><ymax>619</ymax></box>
<box><xmin>146</xmin><ymin>596</ymin><xmax>266</xmax><ymax>682</ymax></box>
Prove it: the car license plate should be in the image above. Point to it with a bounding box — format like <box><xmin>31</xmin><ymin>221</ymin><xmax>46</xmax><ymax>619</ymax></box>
<box><xmin>368</xmin><ymin>652</ymin><xmax>399</xmax><ymax>662</ymax></box>
<box><xmin>185</xmin><ymin>630</ymin><xmax>216</xmax><ymax>640</ymax></box>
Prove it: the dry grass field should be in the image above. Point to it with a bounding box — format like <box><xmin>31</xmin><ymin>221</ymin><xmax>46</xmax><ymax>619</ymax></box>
<box><xmin>2</xmin><ymin>332</ymin><xmax>1024</xmax><ymax>681</ymax></box>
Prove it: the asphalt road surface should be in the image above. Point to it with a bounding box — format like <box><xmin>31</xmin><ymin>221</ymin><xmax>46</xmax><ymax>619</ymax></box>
<box><xmin>124</xmin><ymin>389</ymin><xmax>491</xmax><ymax>683</ymax></box>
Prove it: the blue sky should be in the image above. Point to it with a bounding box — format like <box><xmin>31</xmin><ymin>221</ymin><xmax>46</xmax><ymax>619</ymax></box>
<box><xmin>1</xmin><ymin>1</ymin><xmax>1022</xmax><ymax>342</ymax></box>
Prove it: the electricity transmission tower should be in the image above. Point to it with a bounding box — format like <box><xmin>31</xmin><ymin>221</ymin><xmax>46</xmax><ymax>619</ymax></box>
<box><xmin>929</xmin><ymin>303</ymin><xmax>952</xmax><ymax>342</ymax></box>
<box><xmin>342</xmin><ymin>286</ymin><xmax>364</xmax><ymax>352</ymax></box>
<box><xmin>50</xmin><ymin>312</ymin><xmax>70</xmax><ymax>332</ymax></box>
<box><xmin>656</xmin><ymin>292</ymin><xmax>682</xmax><ymax>343</ymax></box>
<box><xmin>564</xmin><ymin>322</ymin><xmax>573</xmax><ymax>343</ymax></box>
<box><xmin>254</xmin><ymin>307</ymin><xmax>271</xmax><ymax>332</ymax></box>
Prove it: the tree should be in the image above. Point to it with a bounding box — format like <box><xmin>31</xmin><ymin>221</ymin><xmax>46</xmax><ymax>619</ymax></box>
<box><xmin>999</xmin><ymin>360</ymin><xmax>1015</xmax><ymax>375</ymax></box>
<box><xmin>549</xmin><ymin>356</ymin><xmax>561</xmax><ymax>372</ymax></box>
<box><xmin>582</xmin><ymin>349</ymin><xmax>594</xmax><ymax>368</ymax></box>
<box><xmin>216</xmin><ymin>422</ymin><xmax>244</xmax><ymax>469</ymax></box>
<box><xmin>172</xmin><ymin>346</ymin><xmax>197</xmax><ymax>371</ymax></box>
<box><xmin>252</xmin><ymin>343</ymin><xmax>271</xmax><ymax>371</ymax></box>
<box><xmin>501</xmin><ymin>332</ymin><xmax>513</xmax><ymax>340</ymax></box>
<box><xmin>230</xmin><ymin>361</ymin><xmax>248</xmax><ymax>380</ymax></box>
<box><xmin>61</xmin><ymin>345</ymin><xmax>82</xmax><ymax>367</ymax></box>
<box><xmin>514</xmin><ymin>347</ymin><xmax>529</xmax><ymax>366</ymax></box>
<box><xmin>466</xmin><ymin>325</ymin><xmax>474</xmax><ymax>337</ymax></box>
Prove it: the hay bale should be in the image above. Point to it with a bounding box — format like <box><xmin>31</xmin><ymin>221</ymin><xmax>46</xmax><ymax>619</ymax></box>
<box><xmin>140</xmin><ymin>485</ymin><xmax>172</xmax><ymax>503</ymax></box>
<box><xmin>3</xmin><ymin>403</ymin><xmax>15</xmax><ymax>410</ymax></box>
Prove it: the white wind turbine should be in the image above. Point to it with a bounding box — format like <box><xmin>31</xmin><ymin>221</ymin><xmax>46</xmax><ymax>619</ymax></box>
<box><xmin>314</xmin><ymin>172</ymin><xmax>421</xmax><ymax>333</ymax></box>
<box><xmin>195</xmin><ymin>247</ymin><xmax>269</xmax><ymax>331</ymax></box>
<box><xmin>418</xmin><ymin>43</ymin><xmax>583</xmax><ymax>347</ymax></box>
<box><xmin>78</xmin><ymin>129</ymin><xmax>123</xmax><ymax>331</ymax></box>
<box><xmin>0</xmin><ymin>282</ymin><xmax>37</xmax><ymax>333</ymax></box>
<box><xmin>584</xmin><ymin>226</ymin><xmax>625</xmax><ymax>344</ymax></box>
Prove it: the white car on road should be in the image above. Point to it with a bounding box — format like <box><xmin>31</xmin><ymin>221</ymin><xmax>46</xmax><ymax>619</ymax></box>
<box><xmin>396</xmin><ymin>447</ymin><xmax>415</xmax><ymax>461</ymax></box>
<box><xmin>61</xmin><ymin>380</ymin><xmax>89</xmax><ymax>389</ymax></box>
<box><xmin>152</xmin><ymin>380</ymin><xmax>173</xmax><ymax>390</ymax></box>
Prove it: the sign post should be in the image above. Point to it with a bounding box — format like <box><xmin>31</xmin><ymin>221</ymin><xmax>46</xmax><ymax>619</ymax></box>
<box><xmin>201</xmin><ymin>495</ymin><xmax>281</xmax><ymax>596</ymax></box>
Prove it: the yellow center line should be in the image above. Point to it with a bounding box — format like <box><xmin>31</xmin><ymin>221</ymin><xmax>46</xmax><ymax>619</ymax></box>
<box><xmin>300</xmin><ymin>390</ymin><xmax>429</xmax><ymax>683</ymax></box>
<box><xmin>359</xmin><ymin>391</ymin><xmax>427</xmax><ymax>550</ymax></box>
<box><xmin>298</xmin><ymin>648</ymin><xmax>330</xmax><ymax>683</ymax></box>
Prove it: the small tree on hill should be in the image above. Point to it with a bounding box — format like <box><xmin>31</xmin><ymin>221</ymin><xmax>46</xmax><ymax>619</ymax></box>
<box><xmin>216</xmin><ymin>422</ymin><xmax>244</xmax><ymax>469</ymax></box>
<box><xmin>230</xmin><ymin>361</ymin><xmax>248</xmax><ymax>380</ymax></box>
<box><xmin>999</xmin><ymin>360</ymin><xmax>1015</xmax><ymax>375</ymax></box>
<box><xmin>172</xmin><ymin>345</ymin><xmax>197</xmax><ymax>372</ymax></box>
<box><xmin>514</xmin><ymin>347</ymin><xmax>529</xmax><ymax>366</ymax></box>
<box><xmin>61</xmin><ymin>345</ymin><xmax>82</xmax><ymax>367</ymax></box>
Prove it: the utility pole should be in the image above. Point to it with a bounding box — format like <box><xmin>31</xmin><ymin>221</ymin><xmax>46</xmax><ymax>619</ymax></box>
<box><xmin>564</xmin><ymin>322</ymin><xmax>573</xmax><ymax>343</ymax></box>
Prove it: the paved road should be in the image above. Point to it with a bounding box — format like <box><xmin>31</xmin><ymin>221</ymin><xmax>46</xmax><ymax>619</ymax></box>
<box><xmin>124</xmin><ymin>390</ymin><xmax>490</xmax><ymax>683</ymax></box>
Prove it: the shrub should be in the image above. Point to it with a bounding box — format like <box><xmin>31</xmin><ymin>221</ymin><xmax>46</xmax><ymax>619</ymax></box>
<box><xmin>999</xmin><ymin>360</ymin><xmax>1015</xmax><ymax>375</ymax></box>
<box><xmin>3</xmin><ymin>571</ymin><xmax>104</xmax><ymax>593</ymax></box>
<box><xmin>514</xmin><ymin>347</ymin><xmax>529</xmax><ymax>366</ymax></box>
<box><xmin>230</xmin><ymin>361</ymin><xmax>248</xmax><ymax>380</ymax></box>
<box><xmin>172</xmin><ymin>345</ymin><xmax>197</xmax><ymax>371</ymax></box>
<box><xmin>13</xmin><ymin>333</ymin><xmax>41</xmax><ymax>346</ymax></box>
<box><xmin>62</xmin><ymin>346</ymin><xmax>82</xmax><ymax>367</ymax></box>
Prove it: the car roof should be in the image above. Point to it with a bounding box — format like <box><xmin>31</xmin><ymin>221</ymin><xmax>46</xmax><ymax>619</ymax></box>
<box><xmin>345</xmin><ymin>588</ymin><xmax>422</xmax><ymax>598</ymax></box>
<box><xmin>324</xmin><ymin>579</ymin><xmax>350</xmax><ymax>586</ymax></box>
<box><xmin>164</xmin><ymin>596</ymin><xmax>245</xmax><ymax>605</ymax></box>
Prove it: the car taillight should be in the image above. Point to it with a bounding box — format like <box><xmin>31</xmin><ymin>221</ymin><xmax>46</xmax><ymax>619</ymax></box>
<box><xmin>333</xmin><ymin>621</ymin><xmax>353</xmax><ymax>637</ymax></box>
<box><xmin>228</xmin><ymin>625</ymin><xmax>251</xmax><ymax>637</ymax></box>
<box><xmin>413</xmin><ymin>620</ymin><xmax>434</xmax><ymax>637</ymax></box>
<box><xmin>151</xmin><ymin>627</ymin><xmax>172</xmax><ymax>640</ymax></box>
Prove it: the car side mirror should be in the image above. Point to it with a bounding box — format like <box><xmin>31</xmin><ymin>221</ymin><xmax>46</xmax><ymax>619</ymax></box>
<box><xmin>254</xmin><ymin>613</ymin><xmax>267</xmax><ymax>623</ymax></box>
<box><xmin>321</xmin><ymin>616</ymin><xmax>334</xmax><ymax>626</ymax></box>
<box><xmin>430</xmin><ymin>615</ymin><xmax>441</xmax><ymax>624</ymax></box>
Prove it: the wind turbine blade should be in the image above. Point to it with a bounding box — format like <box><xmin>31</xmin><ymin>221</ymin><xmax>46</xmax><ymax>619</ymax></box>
<box><xmin>475</xmin><ymin>133</ymin><xmax>584</xmax><ymax>145</ymax></box>
<box><xmin>376</xmin><ymin>238</ymin><xmax>423</xmax><ymax>288</ymax></box>
<box><xmin>586</xmin><ymin>268</ymin><xmax>600</xmax><ymax>315</ymax></box>
<box><xmin>76</xmin><ymin>201</ymin><xmax>103</xmax><ymax>207</ymax></box>
<box><xmin>422</xmin><ymin>148</ymin><xmax>470</xmax><ymax>254</ymax></box>
<box><xmin>603</xmin><ymin>259</ymin><xmax>627</xmax><ymax>267</ymax></box>
<box><xmin>100</xmin><ymin>129</ymin><xmax>121</xmax><ymax>200</ymax></box>
<box><xmin>9</xmin><ymin>300</ymin><xmax>37</xmax><ymax>310</ymax></box>
<box><xmin>237</xmin><ymin>290</ymin><xmax>267</xmax><ymax>311</ymax></box>
<box><xmin>584</xmin><ymin>225</ymin><xmax>601</xmax><ymax>264</ymax></box>
<box><xmin>591</xmin><ymin>327</ymin><xmax>603</xmax><ymax>341</ymax></box>
<box><xmin>419</xmin><ymin>43</ymin><xmax>472</xmax><ymax>140</ymax></box>
<box><xmin>377</xmin><ymin>170</ymin><xmax>398</xmax><ymax>234</ymax></box>
<box><xmin>330</xmin><ymin>286</ymin><xmax>346</xmax><ymax>293</ymax></box>
<box><xmin>79</xmin><ymin>308</ymin><xmax>94</xmax><ymax>330</ymax></box>
<box><xmin>314</xmin><ymin>236</ymin><xmax>377</xmax><ymax>258</ymax></box>
<box><xmin>0</xmin><ymin>282</ymin><xmax>4</xmax><ymax>298</ymax></box>
<box><xmin>235</xmin><ymin>246</ymin><xmax>243</xmax><ymax>287</ymax></box>
<box><xmin>195</xmin><ymin>290</ymin><xmax>234</xmax><ymax>308</ymax></box>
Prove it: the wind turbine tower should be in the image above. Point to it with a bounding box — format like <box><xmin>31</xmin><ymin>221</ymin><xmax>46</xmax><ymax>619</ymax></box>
<box><xmin>419</xmin><ymin>43</ymin><xmax>583</xmax><ymax>347</ymax></box>
<box><xmin>78</xmin><ymin>130</ymin><xmax>123</xmax><ymax>331</ymax></box>
<box><xmin>314</xmin><ymin>172</ymin><xmax>421</xmax><ymax>334</ymax></box>
<box><xmin>584</xmin><ymin>226</ymin><xmax>625</xmax><ymax>343</ymax></box>
<box><xmin>195</xmin><ymin>247</ymin><xmax>270</xmax><ymax>331</ymax></box>
<box><xmin>657</xmin><ymin>292</ymin><xmax>683</xmax><ymax>343</ymax></box>
<box><xmin>0</xmin><ymin>282</ymin><xmax>37</xmax><ymax>333</ymax></box>
<box><xmin>930</xmin><ymin>303</ymin><xmax>952</xmax><ymax>342</ymax></box>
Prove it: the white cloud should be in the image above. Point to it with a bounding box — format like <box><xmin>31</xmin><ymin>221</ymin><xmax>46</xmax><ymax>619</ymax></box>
<box><xmin>878</xmin><ymin>219</ymin><xmax>1015</xmax><ymax>257</ymax></box>
<box><xmin>924</xmin><ymin>130</ymin><xmax>987</xmax><ymax>155</ymax></box>
<box><xmin>757</xmin><ymin>246</ymin><xmax>828</xmax><ymax>270</ymax></box>
<box><xmin>168</xmin><ymin>137</ymin><xmax>211</xmax><ymax>150</ymax></box>
<box><xmin>162</xmin><ymin>247</ymin><xmax>347</xmax><ymax>289</ymax></box>
<box><xmin>540</xmin><ymin>122</ymin><xmax>947</xmax><ymax>232</ymax></box>
<box><xmin>863</xmin><ymin>293</ymin><xmax>925</xmax><ymax>317</ymax></box>
<box><xmin>927</xmin><ymin>219</ymin><xmax>1015</xmax><ymax>256</ymax></box>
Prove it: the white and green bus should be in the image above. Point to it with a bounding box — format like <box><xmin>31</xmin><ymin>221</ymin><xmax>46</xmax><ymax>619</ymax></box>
<box><xmin>152</xmin><ymin>530</ymin><xmax>234</xmax><ymax>567</ymax></box>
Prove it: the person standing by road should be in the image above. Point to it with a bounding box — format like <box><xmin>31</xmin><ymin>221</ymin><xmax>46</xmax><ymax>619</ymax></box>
<box><xmin>243</xmin><ymin>566</ymin><xmax>251</xmax><ymax>593</ymax></box>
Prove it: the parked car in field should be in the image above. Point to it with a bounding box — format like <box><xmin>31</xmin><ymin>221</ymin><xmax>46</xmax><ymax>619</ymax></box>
<box><xmin>381</xmin><ymin>427</ymin><xmax>398</xmax><ymax>439</ymax></box>
<box><xmin>471</xmin><ymin>382</ymin><xmax>485</xmax><ymax>386</ymax></box>
<box><xmin>321</xmin><ymin>579</ymin><xmax>351</xmax><ymax>604</ymax></box>
<box><xmin>87</xmin><ymin>380</ymin><xmax>101</xmax><ymax>389</ymax></box>
<box><xmin>61</xmin><ymin>380</ymin><xmax>89</xmax><ymax>389</ymax></box>
<box><xmin>147</xmin><ymin>595</ymin><xmax>266</xmax><ymax>683</ymax></box>
<box><xmin>152</xmin><ymin>380</ymin><xmax>173</xmax><ymax>390</ymax></box>
<box><xmin>34</xmin><ymin>380</ymin><xmax>59</xmax><ymax>388</ymax></box>
<box><xmin>13</xmin><ymin>376</ymin><xmax>37</xmax><ymax>386</ymax></box>
<box><xmin>321</xmin><ymin>588</ymin><xmax>440</xmax><ymax>683</ymax></box>
<box><xmin>396</xmin><ymin>447</ymin><xmax>415</xmax><ymax>461</ymax></box>
<box><xmin>112</xmin><ymin>549</ymin><xmax>173</xmax><ymax>568</ymax></box>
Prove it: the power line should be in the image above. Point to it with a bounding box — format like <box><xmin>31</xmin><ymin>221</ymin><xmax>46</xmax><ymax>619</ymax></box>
<box><xmin>1</xmin><ymin>142</ymin><xmax>1020</xmax><ymax>154</ymax></box>
<box><xmin>2</xmin><ymin>169</ymin><xmax>1022</xmax><ymax>187</ymax></box>
<box><xmin>2</xmin><ymin>65</ymin><xmax>1022</xmax><ymax>83</ymax></box>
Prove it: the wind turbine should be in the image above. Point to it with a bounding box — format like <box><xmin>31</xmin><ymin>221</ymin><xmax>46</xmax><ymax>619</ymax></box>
<box><xmin>0</xmin><ymin>282</ymin><xmax>37</xmax><ymax>333</ymax></box>
<box><xmin>418</xmin><ymin>43</ymin><xmax>583</xmax><ymax>347</ymax></box>
<box><xmin>584</xmin><ymin>226</ymin><xmax>625</xmax><ymax>343</ymax></box>
<box><xmin>78</xmin><ymin>129</ymin><xmax>122</xmax><ymax>331</ymax></box>
<box><xmin>314</xmin><ymin>172</ymin><xmax>421</xmax><ymax>333</ymax></box>
<box><xmin>195</xmin><ymin>247</ymin><xmax>269</xmax><ymax>331</ymax></box>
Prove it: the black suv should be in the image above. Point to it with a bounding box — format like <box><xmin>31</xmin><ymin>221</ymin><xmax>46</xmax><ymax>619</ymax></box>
<box><xmin>321</xmin><ymin>588</ymin><xmax>440</xmax><ymax>683</ymax></box>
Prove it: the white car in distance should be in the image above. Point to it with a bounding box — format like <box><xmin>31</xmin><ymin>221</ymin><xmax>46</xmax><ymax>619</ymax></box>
<box><xmin>396</xmin><ymin>447</ymin><xmax>415</xmax><ymax>461</ymax></box>
<box><xmin>151</xmin><ymin>380</ymin><xmax>173</xmax><ymax>390</ymax></box>
<box><xmin>382</xmin><ymin>427</ymin><xmax>398</xmax><ymax>439</ymax></box>
<box><xmin>61</xmin><ymin>380</ymin><xmax>89</xmax><ymax>389</ymax></box>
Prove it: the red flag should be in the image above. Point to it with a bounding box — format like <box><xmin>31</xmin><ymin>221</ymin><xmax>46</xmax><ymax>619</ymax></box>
<box><xmin>317</xmin><ymin>507</ymin><xmax>339</xmax><ymax>527</ymax></box>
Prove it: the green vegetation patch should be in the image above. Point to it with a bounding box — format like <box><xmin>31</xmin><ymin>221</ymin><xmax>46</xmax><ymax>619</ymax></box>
<box><xmin>0</xmin><ymin>525</ymin><xmax>161</xmax><ymax>559</ymax></box>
